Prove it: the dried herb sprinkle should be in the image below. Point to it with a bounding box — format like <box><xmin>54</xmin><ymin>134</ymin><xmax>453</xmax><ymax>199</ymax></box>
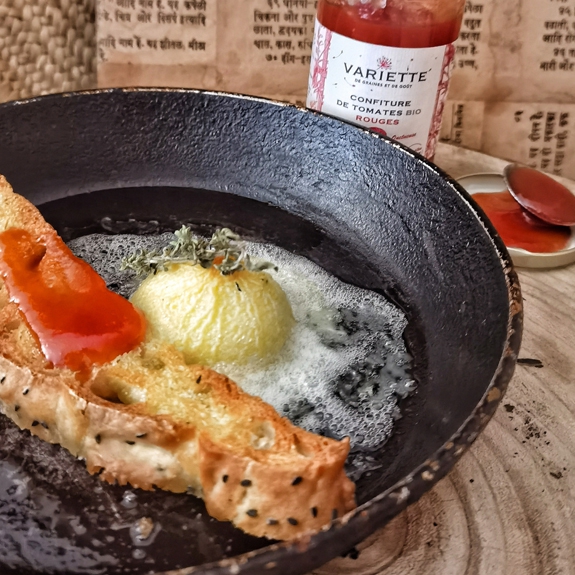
<box><xmin>121</xmin><ymin>226</ymin><xmax>277</xmax><ymax>277</ymax></box>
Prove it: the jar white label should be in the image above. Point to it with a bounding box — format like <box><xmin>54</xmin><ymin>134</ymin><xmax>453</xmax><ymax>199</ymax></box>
<box><xmin>307</xmin><ymin>18</ymin><xmax>455</xmax><ymax>158</ymax></box>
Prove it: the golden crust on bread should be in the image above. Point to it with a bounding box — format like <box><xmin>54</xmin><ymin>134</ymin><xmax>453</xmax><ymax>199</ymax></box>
<box><xmin>0</xmin><ymin>176</ymin><xmax>356</xmax><ymax>540</ymax></box>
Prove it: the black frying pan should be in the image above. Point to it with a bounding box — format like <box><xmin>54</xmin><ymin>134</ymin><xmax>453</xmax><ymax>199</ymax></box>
<box><xmin>0</xmin><ymin>89</ymin><xmax>521</xmax><ymax>575</ymax></box>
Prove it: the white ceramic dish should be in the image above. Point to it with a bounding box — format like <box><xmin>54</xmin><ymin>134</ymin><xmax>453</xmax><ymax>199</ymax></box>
<box><xmin>457</xmin><ymin>172</ymin><xmax>575</xmax><ymax>269</ymax></box>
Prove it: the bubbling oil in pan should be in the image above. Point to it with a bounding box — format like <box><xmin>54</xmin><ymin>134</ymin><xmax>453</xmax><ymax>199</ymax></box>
<box><xmin>69</xmin><ymin>232</ymin><xmax>416</xmax><ymax>470</ymax></box>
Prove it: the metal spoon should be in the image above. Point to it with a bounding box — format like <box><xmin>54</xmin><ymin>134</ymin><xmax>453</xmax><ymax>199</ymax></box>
<box><xmin>503</xmin><ymin>164</ymin><xmax>575</xmax><ymax>227</ymax></box>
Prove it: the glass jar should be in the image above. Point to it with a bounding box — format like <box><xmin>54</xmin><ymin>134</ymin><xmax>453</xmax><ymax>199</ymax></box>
<box><xmin>307</xmin><ymin>0</ymin><xmax>466</xmax><ymax>159</ymax></box>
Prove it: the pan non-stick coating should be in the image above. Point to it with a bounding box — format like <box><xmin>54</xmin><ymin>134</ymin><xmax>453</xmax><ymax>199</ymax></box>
<box><xmin>0</xmin><ymin>89</ymin><xmax>522</xmax><ymax>575</ymax></box>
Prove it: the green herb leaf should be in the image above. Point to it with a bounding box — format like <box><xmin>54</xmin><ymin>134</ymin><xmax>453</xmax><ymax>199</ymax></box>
<box><xmin>120</xmin><ymin>226</ymin><xmax>277</xmax><ymax>277</ymax></box>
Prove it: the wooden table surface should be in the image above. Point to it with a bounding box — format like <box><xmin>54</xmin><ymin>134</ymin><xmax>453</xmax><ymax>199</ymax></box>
<box><xmin>311</xmin><ymin>144</ymin><xmax>575</xmax><ymax>575</ymax></box>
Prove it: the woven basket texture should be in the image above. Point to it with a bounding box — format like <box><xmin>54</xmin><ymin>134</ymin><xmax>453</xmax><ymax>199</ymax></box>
<box><xmin>0</xmin><ymin>0</ymin><xmax>96</xmax><ymax>103</ymax></box>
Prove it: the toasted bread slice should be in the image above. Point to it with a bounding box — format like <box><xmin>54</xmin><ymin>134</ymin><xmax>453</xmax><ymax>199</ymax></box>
<box><xmin>0</xmin><ymin>176</ymin><xmax>356</xmax><ymax>540</ymax></box>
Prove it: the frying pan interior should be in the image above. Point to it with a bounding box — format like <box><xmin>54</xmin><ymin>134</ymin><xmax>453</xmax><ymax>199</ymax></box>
<box><xmin>0</xmin><ymin>89</ymin><xmax>521</xmax><ymax>575</ymax></box>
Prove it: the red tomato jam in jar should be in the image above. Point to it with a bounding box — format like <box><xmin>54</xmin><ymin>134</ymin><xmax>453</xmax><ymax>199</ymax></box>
<box><xmin>308</xmin><ymin>0</ymin><xmax>465</xmax><ymax>158</ymax></box>
<box><xmin>317</xmin><ymin>0</ymin><xmax>463</xmax><ymax>48</ymax></box>
<box><xmin>473</xmin><ymin>191</ymin><xmax>571</xmax><ymax>253</ymax></box>
<box><xmin>0</xmin><ymin>228</ymin><xmax>146</xmax><ymax>372</ymax></box>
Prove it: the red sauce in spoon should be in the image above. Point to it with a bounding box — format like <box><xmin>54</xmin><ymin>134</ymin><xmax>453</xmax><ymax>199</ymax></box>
<box><xmin>505</xmin><ymin>165</ymin><xmax>575</xmax><ymax>226</ymax></box>
<box><xmin>0</xmin><ymin>228</ymin><xmax>146</xmax><ymax>372</ymax></box>
<box><xmin>473</xmin><ymin>190</ymin><xmax>571</xmax><ymax>253</ymax></box>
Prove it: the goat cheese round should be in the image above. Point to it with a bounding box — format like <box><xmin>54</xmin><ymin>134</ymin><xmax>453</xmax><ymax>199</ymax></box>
<box><xmin>130</xmin><ymin>264</ymin><xmax>295</xmax><ymax>365</ymax></box>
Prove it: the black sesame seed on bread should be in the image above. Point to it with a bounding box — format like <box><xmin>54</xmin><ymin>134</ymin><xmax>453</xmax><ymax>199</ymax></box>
<box><xmin>0</xmin><ymin>176</ymin><xmax>356</xmax><ymax>540</ymax></box>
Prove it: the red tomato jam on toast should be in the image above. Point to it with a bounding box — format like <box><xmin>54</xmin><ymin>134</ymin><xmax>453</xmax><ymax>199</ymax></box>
<box><xmin>0</xmin><ymin>228</ymin><xmax>146</xmax><ymax>371</ymax></box>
